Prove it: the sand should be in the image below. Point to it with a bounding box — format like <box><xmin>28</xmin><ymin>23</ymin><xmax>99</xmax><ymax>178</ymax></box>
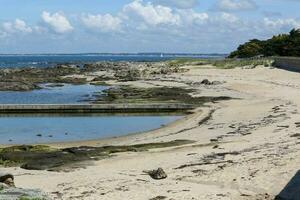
<box><xmin>2</xmin><ymin>64</ymin><xmax>300</xmax><ymax>200</ymax></box>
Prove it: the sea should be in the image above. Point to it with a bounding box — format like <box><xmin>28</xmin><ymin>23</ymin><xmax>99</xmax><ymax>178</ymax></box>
<box><xmin>0</xmin><ymin>53</ymin><xmax>226</xmax><ymax>68</ymax></box>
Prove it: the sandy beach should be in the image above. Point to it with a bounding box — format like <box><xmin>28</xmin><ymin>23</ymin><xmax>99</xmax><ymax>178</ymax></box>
<box><xmin>2</xmin><ymin>63</ymin><xmax>300</xmax><ymax>200</ymax></box>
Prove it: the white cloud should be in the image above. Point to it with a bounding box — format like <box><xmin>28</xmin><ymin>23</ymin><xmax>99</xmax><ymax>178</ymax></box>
<box><xmin>220</xmin><ymin>12</ymin><xmax>239</xmax><ymax>23</ymax></box>
<box><xmin>214</xmin><ymin>0</ymin><xmax>257</xmax><ymax>12</ymax></box>
<box><xmin>153</xmin><ymin>0</ymin><xmax>198</xmax><ymax>9</ymax></box>
<box><xmin>264</xmin><ymin>18</ymin><xmax>300</xmax><ymax>30</ymax></box>
<box><xmin>81</xmin><ymin>14</ymin><xmax>122</xmax><ymax>33</ymax></box>
<box><xmin>123</xmin><ymin>0</ymin><xmax>181</xmax><ymax>26</ymax></box>
<box><xmin>177</xmin><ymin>10</ymin><xmax>209</xmax><ymax>25</ymax></box>
<box><xmin>2</xmin><ymin>19</ymin><xmax>32</xmax><ymax>33</ymax></box>
<box><xmin>41</xmin><ymin>11</ymin><xmax>73</xmax><ymax>34</ymax></box>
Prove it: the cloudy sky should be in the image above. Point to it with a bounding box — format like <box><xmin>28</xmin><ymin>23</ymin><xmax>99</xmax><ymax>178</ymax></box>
<box><xmin>0</xmin><ymin>0</ymin><xmax>299</xmax><ymax>54</ymax></box>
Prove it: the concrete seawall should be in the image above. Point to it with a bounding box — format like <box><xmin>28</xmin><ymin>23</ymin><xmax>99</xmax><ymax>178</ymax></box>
<box><xmin>273</xmin><ymin>57</ymin><xmax>300</xmax><ymax>72</ymax></box>
<box><xmin>0</xmin><ymin>104</ymin><xmax>196</xmax><ymax>114</ymax></box>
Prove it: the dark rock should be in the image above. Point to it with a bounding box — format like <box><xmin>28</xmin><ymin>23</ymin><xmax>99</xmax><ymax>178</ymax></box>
<box><xmin>201</xmin><ymin>79</ymin><xmax>211</xmax><ymax>85</ymax></box>
<box><xmin>149</xmin><ymin>196</ymin><xmax>167</xmax><ymax>200</ymax></box>
<box><xmin>0</xmin><ymin>173</ymin><xmax>15</xmax><ymax>187</ymax></box>
<box><xmin>210</xmin><ymin>139</ymin><xmax>218</xmax><ymax>142</ymax></box>
<box><xmin>200</xmin><ymin>79</ymin><xmax>222</xmax><ymax>85</ymax></box>
<box><xmin>144</xmin><ymin>168</ymin><xmax>167</xmax><ymax>180</ymax></box>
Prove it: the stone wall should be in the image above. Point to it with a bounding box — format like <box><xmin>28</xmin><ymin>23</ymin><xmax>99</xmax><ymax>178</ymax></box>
<box><xmin>0</xmin><ymin>103</ymin><xmax>195</xmax><ymax>114</ymax></box>
<box><xmin>273</xmin><ymin>57</ymin><xmax>300</xmax><ymax>72</ymax></box>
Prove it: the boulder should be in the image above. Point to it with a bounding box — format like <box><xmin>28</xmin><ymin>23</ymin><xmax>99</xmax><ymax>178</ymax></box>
<box><xmin>200</xmin><ymin>79</ymin><xmax>222</xmax><ymax>86</ymax></box>
<box><xmin>0</xmin><ymin>173</ymin><xmax>14</xmax><ymax>187</ymax></box>
<box><xmin>201</xmin><ymin>79</ymin><xmax>211</xmax><ymax>85</ymax></box>
<box><xmin>144</xmin><ymin>168</ymin><xmax>167</xmax><ymax>180</ymax></box>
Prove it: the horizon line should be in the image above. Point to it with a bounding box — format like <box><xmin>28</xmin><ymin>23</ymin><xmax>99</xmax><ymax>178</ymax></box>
<box><xmin>0</xmin><ymin>52</ymin><xmax>228</xmax><ymax>56</ymax></box>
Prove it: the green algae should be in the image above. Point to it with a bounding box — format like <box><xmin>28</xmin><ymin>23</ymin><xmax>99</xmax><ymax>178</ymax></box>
<box><xmin>0</xmin><ymin>140</ymin><xmax>194</xmax><ymax>171</ymax></box>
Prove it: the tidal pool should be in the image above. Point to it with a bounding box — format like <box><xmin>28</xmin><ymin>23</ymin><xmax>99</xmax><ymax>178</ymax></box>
<box><xmin>0</xmin><ymin>84</ymin><xmax>107</xmax><ymax>104</ymax></box>
<box><xmin>0</xmin><ymin>115</ymin><xmax>182</xmax><ymax>144</ymax></box>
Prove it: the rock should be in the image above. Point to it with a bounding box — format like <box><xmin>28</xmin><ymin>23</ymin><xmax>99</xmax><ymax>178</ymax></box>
<box><xmin>201</xmin><ymin>79</ymin><xmax>222</xmax><ymax>85</ymax></box>
<box><xmin>0</xmin><ymin>173</ymin><xmax>15</xmax><ymax>187</ymax></box>
<box><xmin>0</xmin><ymin>82</ymin><xmax>41</xmax><ymax>91</ymax></box>
<box><xmin>0</xmin><ymin>182</ymin><xmax>9</xmax><ymax>190</ymax></box>
<box><xmin>3</xmin><ymin>178</ymin><xmax>14</xmax><ymax>187</ymax></box>
<box><xmin>0</xmin><ymin>187</ymin><xmax>51</xmax><ymax>200</ymax></box>
<box><xmin>149</xmin><ymin>196</ymin><xmax>167</xmax><ymax>200</ymax></box>
<box><xmin>201</xmin><ymin>79</ymin><xmax>211</xmax><ymax>85</ymax></box>
<box><xmin>46</xmin><ymin>83</ymin><xmax>64</xmax><ymax>88</ymax></box>
<box><xmin>144</xmin><ymin>168</ymin><xmax>167</xmax><ymax>180</ymax></box>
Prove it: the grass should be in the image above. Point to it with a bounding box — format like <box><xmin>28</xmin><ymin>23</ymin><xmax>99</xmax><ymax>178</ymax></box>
<box><xmin>0</xmin><ymin>158</ymin><xmax>18</xmax><ymax>167</ymax></box>
<box><xmin>210</xmin><ymin>58</ymin><xmax>273</xmax><ymax>69</ymax></box>
<box><xmin>167</xmin><ymin>58</ymin><xmax>209</xmax><ymax>67</ymax></box>
<box><xmin>167</xmin><ymin>58</ymin><xmax>274</xmax><ymax>69</ymax></box>
<box><xmin>0</xmin><ymin>145</ymin><xmax>55</xmax><ymax>154</ymax></box>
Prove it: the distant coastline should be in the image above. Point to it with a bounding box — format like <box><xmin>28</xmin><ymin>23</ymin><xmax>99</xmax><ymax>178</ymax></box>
<box><xmin>0</xmin><ymin>53</ymin><xmax>226</xmax><ymax>68</ymax></box>
<box><xmin>0</xmin><ymin>53</ymin><xmax>227</xmax><ymax>57</ymax></box>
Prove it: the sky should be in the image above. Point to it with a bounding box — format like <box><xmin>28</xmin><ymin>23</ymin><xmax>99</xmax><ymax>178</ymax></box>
<box><xmin>0</xmin><ymin>0</ymin><xmax>299</xmax><ymax>54</ymax></box>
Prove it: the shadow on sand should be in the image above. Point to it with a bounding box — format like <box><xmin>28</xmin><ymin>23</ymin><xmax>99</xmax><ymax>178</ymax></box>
<box><xmin>276</xmin><ymin>170</ymin><xmax>300</xmax><ymax>200</ymax></box>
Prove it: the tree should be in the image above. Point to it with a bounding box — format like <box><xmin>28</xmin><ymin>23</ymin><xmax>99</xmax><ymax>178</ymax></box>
<box><xmin>228</xmin><ymin>29</ymin><xmax>300</xmax><ymax>58</ymax></box>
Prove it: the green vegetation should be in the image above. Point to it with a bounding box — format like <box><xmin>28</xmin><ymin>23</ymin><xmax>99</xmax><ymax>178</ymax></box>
<box><xmin>229</xmin><ymin>29</ymin><xmax>300</xmax><ymax>58</ymax></box>
<box><xmin>167</xmin><ymin>58</ymin><xmax>208</xmax><ymax>67</ymax></box>
<box><xmin>19</xmin><ymin>197</ymin><xmax>45</xmax><ymax>200</ymax></box>
<box><xmin>0</xmin><ymin>140</ymin><xmax>195</xmax><ymax>171</ymax></box>
<box><xmin>209</xmin><ymin>58</ymin><xmax>272</xmax><ymax>69</ymax></box>
<box><xmin>0</xmin><ymin>145</ymin><xmax>55</xmax><ymax>153</ymax></box>
<box><xmin>0</xmin><ymin>158</ymin><xmax>18</xmax><ymax>167</ymax></box>
<box><xmin>167</xmin><ymin>57</ymin><xmax>273</xmax><ymax>69</ymax></box>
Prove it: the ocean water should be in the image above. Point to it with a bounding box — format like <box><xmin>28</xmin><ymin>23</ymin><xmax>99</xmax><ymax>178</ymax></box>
<box><xmin>0</xmin><ymin>84</ymin><xmax>107</xmax><ymax>104</ymax></box>
<box><xmin>0</xmin><ymin>115</ymin><xmax>182</xmax><ymax>144</ymax></box>
<box><xmin>0</xmin><ymin>53</ymin><xmax>225</xmax><ymax>68</ymax></box>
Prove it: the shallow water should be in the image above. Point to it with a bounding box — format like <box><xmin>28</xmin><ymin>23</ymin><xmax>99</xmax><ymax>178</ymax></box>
<box><xmin>0</xmin><ymin>115</ymin><xmax>182</xmax><ymax>144</ymax></box>
<box><xmin>0</xmin><ymin>84</ymin><xmax>107</xmax><ymax>104</ymax></box>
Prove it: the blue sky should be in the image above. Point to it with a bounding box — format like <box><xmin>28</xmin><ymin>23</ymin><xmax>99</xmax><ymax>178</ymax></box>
<box><xmin>0</xmin><ymin>0</ymin><xmax>299</xmax><ymax>54</ymax></box>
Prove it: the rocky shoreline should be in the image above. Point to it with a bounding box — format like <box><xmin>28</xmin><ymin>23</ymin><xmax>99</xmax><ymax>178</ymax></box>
<box><xmin>0</xmin><ymin>61</ymin><xmax>185</xmax><ymax>92</ymax></box>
